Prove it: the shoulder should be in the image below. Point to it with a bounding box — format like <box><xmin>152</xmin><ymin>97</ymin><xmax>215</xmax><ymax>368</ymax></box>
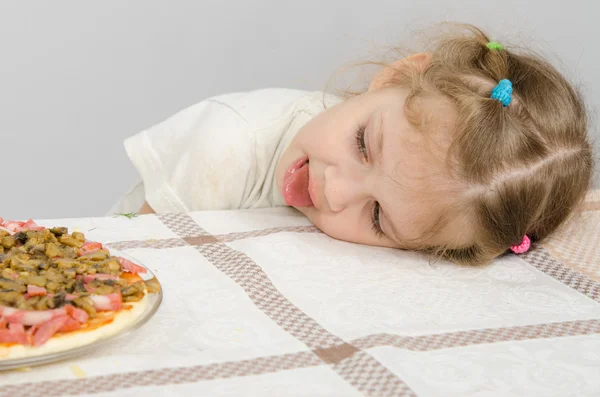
<box><xmin>206</xmin><ymin>88</ymin><xmax>316</xmax><ymax>127</ymax></box>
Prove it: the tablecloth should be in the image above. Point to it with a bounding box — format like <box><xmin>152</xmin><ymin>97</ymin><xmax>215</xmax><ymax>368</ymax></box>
<box><xmin>2</xmin><ymin>191</ymin><xmax>600</xmax><ymax>396</ymax></box>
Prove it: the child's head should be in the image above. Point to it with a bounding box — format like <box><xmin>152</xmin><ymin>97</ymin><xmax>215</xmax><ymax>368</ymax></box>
<box><xmin>276</xmin><ymin>24</ymin><xmax>593</xmax><ymax>265</ymax></box>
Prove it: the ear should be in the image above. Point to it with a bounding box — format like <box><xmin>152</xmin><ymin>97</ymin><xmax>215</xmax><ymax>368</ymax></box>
<box><xmin>368</xmin><ymin>53</ymin><xmax>431</xmax><ymax>91</ymax></box>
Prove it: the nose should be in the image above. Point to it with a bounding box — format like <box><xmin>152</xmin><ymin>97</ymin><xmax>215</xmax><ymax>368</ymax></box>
<box><xmin>323</xmin><ymin>165</ymin><xmax>369</xmax><ymax>212</ymax></box>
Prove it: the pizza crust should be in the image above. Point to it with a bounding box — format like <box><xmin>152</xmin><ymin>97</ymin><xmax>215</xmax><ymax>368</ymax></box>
<box><xmin>0</xmin><ymin>293</ymin><xmax>149</xmax><ymax>361</ymax></box>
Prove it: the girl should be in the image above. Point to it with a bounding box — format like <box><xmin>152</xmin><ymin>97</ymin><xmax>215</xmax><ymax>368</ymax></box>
<box><xmin>111</xmin><ymin>24</ymin><xmax>594</xmax><ymax>265</ymax></box>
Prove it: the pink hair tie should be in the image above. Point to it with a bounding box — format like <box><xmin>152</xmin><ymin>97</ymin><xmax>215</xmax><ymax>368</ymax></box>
<box><xmin>510</xmin><ymin>235</ymin><xmax>531</xmax><ymax>254</ymax></box>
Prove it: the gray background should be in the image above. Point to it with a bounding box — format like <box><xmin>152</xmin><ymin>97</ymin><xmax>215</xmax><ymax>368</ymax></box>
<box><xmin>1</xmin><ymin>1</ymin><xmax>597</xmax><ymax>220</ymax></box>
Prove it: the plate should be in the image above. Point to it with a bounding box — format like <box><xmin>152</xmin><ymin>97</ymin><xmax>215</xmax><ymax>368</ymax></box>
<box><xmin>0</xmin><ymin>250</ymin><xmax>162</xmax><ymax>370</ymax></box>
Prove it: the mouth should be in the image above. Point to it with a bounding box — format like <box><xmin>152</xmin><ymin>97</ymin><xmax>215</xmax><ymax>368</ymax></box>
<box><xmin>283</xmin><ymin>157</ymin><xmax>314</xmax><ymax>207</ymax></box>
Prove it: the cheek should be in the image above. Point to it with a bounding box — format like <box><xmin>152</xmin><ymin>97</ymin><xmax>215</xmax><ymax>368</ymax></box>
<box><xmin>299</xmin><ymin>208</ymin><xmax>394</xmax><ymax>248</ymax></box>
<box><xmin>297</xmin><ymin>108</ymin><xmax>356</xmax><ymax>155</ymax></box>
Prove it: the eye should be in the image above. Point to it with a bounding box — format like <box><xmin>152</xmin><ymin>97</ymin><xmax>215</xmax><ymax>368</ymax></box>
<box><xmin>355</xmin><ymin>124</ymin><xmax>368</xmax><ymax>160</ymax></box>
<box><xmin>371</xmin><ymin>201</ymin><xmax>384</xmax><ymax>237</ymax></box>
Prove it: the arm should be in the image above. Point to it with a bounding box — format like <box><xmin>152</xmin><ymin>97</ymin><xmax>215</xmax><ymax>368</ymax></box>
<box><xmin>139</xmin><ymin>201</ymin><xmax>156</xmax><ymax>215</ymax></box>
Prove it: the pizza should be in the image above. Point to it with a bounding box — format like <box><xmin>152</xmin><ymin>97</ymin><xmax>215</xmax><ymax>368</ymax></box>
<box><xmin>0</xmin><ymin>218</ymin><xmax>160</xmax><ymax>360</ymax></box>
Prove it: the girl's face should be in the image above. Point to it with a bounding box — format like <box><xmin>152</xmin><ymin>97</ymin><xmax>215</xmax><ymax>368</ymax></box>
<box><xmin>276</xmin><ymin>86</ymin><xmax>469</xmax><ymax>249</ymax></box>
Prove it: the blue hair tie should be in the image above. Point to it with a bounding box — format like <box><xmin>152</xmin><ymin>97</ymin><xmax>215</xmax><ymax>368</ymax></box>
<box><xmin>490</xmin><ymin>79</ymin><xmax>513</xmax><ymax>107</ymax></box>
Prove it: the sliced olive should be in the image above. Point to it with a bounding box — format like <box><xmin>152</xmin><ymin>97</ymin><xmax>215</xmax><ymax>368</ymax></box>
<box><xmin>0</xmin><ymin>277</ymin><xmax>26</xmax><ymax>293</ymax></box>
<box><xmin>62</xmin><ymin>269</ymin><xmax>77</xmax><ymax>280</ymax></box>
<box><xmin>45</xmin><ymin>242</ymin><xmax>64</xmax><ymax>258</ymax></box>
<box><xmin>73</xmin><ymin>279</ymin><xmax>87</xmax><ymax>294</ymax></box>
<box><xmin>72</xmin><ymin>232</ymin><xmax>85</xmax><ymax>242</ymax></box>
<box><xmin>55</xmin><ymin>258</ymin><xmax>79</xmax><ymax>269</ymax></box>
<box><xmin>1</xmin><ymin>268</ymin><xmax>18</xmax><ymax>281</ymax></box>
<box><xmin>121</xmin><ymin>284</ymin><xmax>143</xmax><ymax>296</ymax></box>
<box><xmin>20</xmin><ymin>295</ymin><xmax>40</xmax><ymax>310</ymax></box>
<box><xmin>50</xmin><ymin>227</ymin><xmax>68</xmax><ymax>236</ymax></box>
<box><xmin>79</xmin><ymin>249</ymin><xmax>109</xmax><ymax>261</ymax></box>
<box><xmin>107</xmin><ymin>258</ymin><xmax>121</xmax><ymax>273</ymax></box>
<box><xmin>34</xmin><ymin>296</ymin><xmax>52</xmax><ymax>310</ymax></box>
<box><xmin>52</xmin><ymin>292</ymin><xmax>67</xmax><ymax>308</ymax></box>
<box><xmin>40</xmin><ymin>229</ymin><xmax>58</xmax><ymax>243</ymax></box>
<box><xmin>143</xmin><ymin>277</ymin><xmax>161</xmax><ymax>294</ymax></box>
<box><xmin>0</xmin><ymin>289</ymin><xmax>25</xmax><ymax>306</ymax></box>
<box><xmin>73</xmin><ymin>296</ymin><xmax>96</xmax><ymax>317</ymax></box>
<box><xmin>89</xmin><ymin>280</ymin><xmax>118</xmax><ymax>295</ymax></box>
<box><xmin>45</xmin><ymin>269</ymin><xmax>66</xmax><ymax>283</ymax></box>
<box><xmin>27</xmin><ymin>275</ymin><xmax>47</xmax><ymax>287</ymax></box>
<box><xmin>1</xmin><ymin>236</ymin><xmax>15</xmax><ymax>249</ymax></box>
<box><xmin>76</xmin><ymin>263</ymin><xmax>91</xmax><ymax>275</ymax></box>
<box><xmin>14</xmin><ymin>232</ymin><xmax>28</xmax><ymax>245</ymax></box>
<box><xmin>45</xmin><ymin>281</ymin><xmax>60</xmax><ymax>293</ymax></box>
<box><xmin>123</xmin><ymin>293</ymin><xmax>143</xmax><ymax>302</ymax></box>
<box><xmin>58</xmin><ymin>236</ymin><xmax>84</xmax><ymax>248</ymax></box>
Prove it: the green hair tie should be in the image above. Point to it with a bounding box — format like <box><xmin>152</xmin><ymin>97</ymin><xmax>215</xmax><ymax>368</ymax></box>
<box><xmin>486</xmin><ymin>41</ymin><xmax>504</xmax><ymax>51</ymax></box>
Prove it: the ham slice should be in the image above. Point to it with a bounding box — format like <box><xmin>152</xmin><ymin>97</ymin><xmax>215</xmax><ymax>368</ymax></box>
<box><xmin>22</xmin><ymin>219</ymin><xmax>44</xmax><ymax>231</ymax></box>
<box><xmin>78</xmin><ymin>241</ymin><xmax>103</xmax><ymax>256</ymax></box>
<box><xmin>0</xmin><ymin>326</ymin><xmax>29</xmax><ymax>345</ymax></box>
<box><xmin>9</xmin><ymin>323</ymin><xmax>25</xmax><ymax>334</ymax></box>
<box><xmin>59</xmin><ymin>317</ymin><xmax>82</xmax><ymax>333</ymax></box>
<box><xmin>0</xmin><ymin>305</ymin><xmax>68</xmax><ymax>326</ymax></box>
<box><xmin>27</xmin><ymin>285</ymin><xmax>47</xmax><ymax>297</ymax></box>
<box><xmin>0</xmin><ymin>322</ymin><xmax>29</xmax><ymax>345</ymax></box>
<box><xmin>118</xmin><ymin>257</ymin><xmax>147</xmax><ymax>274</ymax></box>
<box><xmin>2</xmin><ymin>221</ymin><xmax>24</xmax><ymax>233</ymax></box>
<box><xmin>33</xmin><ymin>316</ymin><xmax>69</xmax><ymax>346</ymax></box>
<box><xmin>2</xmin><ymin>219</ymin><xmax>44</xmax><ymax>233</ymax></box>
<box><xmin>0</xmin><ymin>218</ymin><xmax>15</xmax><ymax>235</ymax></box>
<box><xmin>65</xmin><ymin>305</ymin><xmax>89</xmax><ymax>323</ymax></box>
<box><xmin>89</xmin><ymin>294</ymin><xmax>122</xmax><ymax>311</ymax></box>
<box><xmin>0</xmin><ymin>303</ymin><xmax>89</xmax><ymax>346</ymax></box>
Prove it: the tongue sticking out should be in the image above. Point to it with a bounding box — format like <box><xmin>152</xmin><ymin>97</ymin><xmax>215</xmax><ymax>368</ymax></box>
<box><xmin>283</xmin><ymin>162</ymin><xmax>313</xmax><ymax>207</ymax></box>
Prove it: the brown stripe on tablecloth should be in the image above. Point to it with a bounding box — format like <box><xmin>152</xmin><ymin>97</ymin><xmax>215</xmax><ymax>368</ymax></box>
<box><xmin>542</xmin><ymin>211</ymin><xmax>600</xmax><ymax>282</ymax></box>
<box><xmin>156</xmin><ymin>213</ymin><xmax>416</xmax><ymax>395</ymax></box>
<box><xmin>195</xmin><ymin>241</ymin><xmax>344</xmax><ymax>349</ymax></box>
<box><xmin>522</xmin><ymin>247</ymin><xmax>600</xmax><ymax>302</ymax></box>
<box><xmin>155</xmin><ymin>213</ymin><xmax>342</xmax><ymax>349</ymax></box>
<box><xmin>218</xmin><ymin>225</ymin><xmax>321</xmax><ymax>242</ymax></box>
<box><xmin>0</xmin><ymin>351</ymin><xmax>322</xmax><ymax>397</ymax></box>
<box><xmin>157</xmin><ymin>213</ymin><xmax>211</xmax><ymax>237</ymax></box>
<box><xmin>314</xmin><ymin>343</ymin><xmax>360</xmax><ymax>364</ymax></box>
<box><xmin>96</xmin><ymin>212</ymin><xmax>600</xmax><ymax>396</ymax></box>
<box><xmin>7</xmin><ymin>318</ymin><xmax>599</xmax><ymax>397</ymax></box>
<box><xmin>184</xmin><ymin>235</ymin><xmax>220</xmax><ymax>245</ymax></box>
<box><xmin>106</xmin><ymin>238</ymin><xmax>187</xmax><ymax>250</ymax></box>
<box><xmin>351</xmin><ymin>319</ymin><xmax>600</xmax><ymax>351</ymax></box>
<box><xmin>9</xmin><ymin>319</ymin><xmax>599</xmax><ymax>397</ymax></box>
<box><xmin>333</xmin><ymin>351</ymin><xmax>416</xmax><ymax>397</ymax></box>
<box><xmin>104</xmin><ymin>225</ymin><xmax>321</xmax><ymax>250</ymax></box>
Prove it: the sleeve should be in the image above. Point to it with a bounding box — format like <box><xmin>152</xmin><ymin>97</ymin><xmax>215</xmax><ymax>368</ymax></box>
<box><xmin>124</xmin><ymin>99</ymin><xmax>257</xmax><ymax>213</ymax></box>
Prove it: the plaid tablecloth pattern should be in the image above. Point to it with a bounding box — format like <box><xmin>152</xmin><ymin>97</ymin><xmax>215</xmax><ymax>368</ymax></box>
<box><xmin>2</xmin><ymin>192</ymin><xmax>600</xmax><ymax>397</ymax></box>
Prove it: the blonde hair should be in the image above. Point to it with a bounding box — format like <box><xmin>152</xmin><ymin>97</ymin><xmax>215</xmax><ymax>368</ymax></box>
<box><xmin>381</xmin><ymin>25</ymin><xmax>593</xmax><ymax>265</ymax></box>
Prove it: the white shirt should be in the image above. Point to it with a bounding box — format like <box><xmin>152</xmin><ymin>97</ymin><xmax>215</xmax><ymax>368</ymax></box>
<box><xmin>109</xmin><ymin>88</ymin><xmax>340</xmax><ymax>214</ymax></box>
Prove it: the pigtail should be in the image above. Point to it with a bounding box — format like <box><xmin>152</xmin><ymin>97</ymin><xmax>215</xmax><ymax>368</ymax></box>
<box><xmin>405</xmin><ymin>24</ymin><xmax>593</xmax><ymax>265</ymax></box>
